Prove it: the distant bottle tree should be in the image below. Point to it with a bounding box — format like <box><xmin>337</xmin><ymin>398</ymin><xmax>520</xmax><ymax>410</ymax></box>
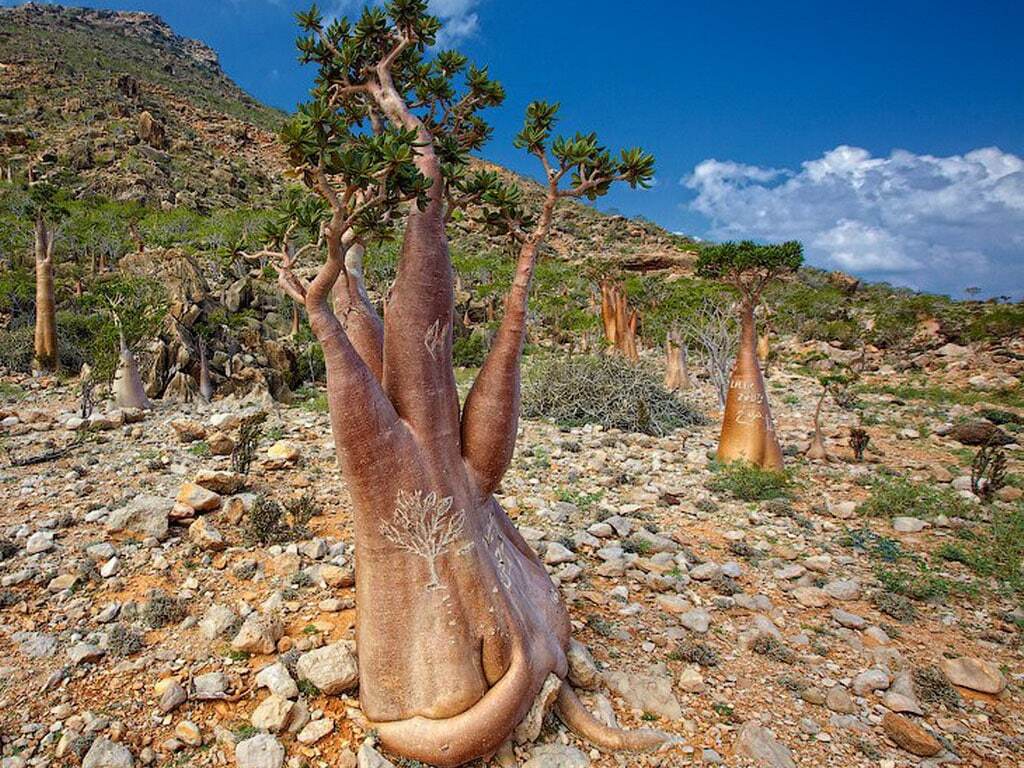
<box><xmin>696</xmin><ymin>240</ymin><xmax>802</xmax><ymax>469</ymax></box>
<box><xmin>29</xmin><ymin>184</ymin><xmax>63</xmax><ymax>374</ymax></box>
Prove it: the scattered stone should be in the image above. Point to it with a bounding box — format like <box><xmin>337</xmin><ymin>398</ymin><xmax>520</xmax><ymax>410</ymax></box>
<box><xmin>826</xmin><ymin>686</ymin><xmax>857</xmax><ymax>714</ymax></box>
<box><xmin>174</xmin><ymin>721</ymin><xmax>201</xmax><ymax>747</ymax></box>
<box><xmin>734</xmin><ymin>722</ymin><xmax>795</xmax><ymax>768</ymax></box>
<box><xmin>939</xmin><ymin>656</ymin><xmax>1006</xmax><ymax>694</ymax></box>
<box><xmin>235</xmin><ymin>734</ymin><xmax>285</xmax><ymax>768</ymax></box>
<box><xmin>678</xmin><ymin>664</ymin><xmax>705</xmax><ymax>693</ymax></box>
<box><xmin>251</xmin><ymin>694</ymin><xmax>294</xmax><ymax>733</ymax></box>
<box><xmin>256</xmin><ymin>662</ymin><xmax>299</xmax><ymax>699</ymax></box>
<box><xmin>296</xmin><ymin>641</ymin><xmax>359</xmax><ymax>694</ymax></box>
<box><xmin>357</xmin><ymin>743</ymin><xmax>396</xmax><ymax>768</ymax></box>
<box><xmin>792</xmin><ymin>587</ymin><xmax>828</xmax><ymax>607</ymax></box>
<box><xmin>831</xmin><ymin>608</ymin><xmax>866</xmax><ymax>629</ymax></box>
<box><xmin>106</xmin><ymin>495</ymin><xmax>171</xmax><ymax>541</ymax></box>
<box><xmin>156</xmin><ymin>679</ymin><xmax>187</xmax><ymax>713</ymax></box>
<box><xmin>603</xmin><ymin>664</ymin><xmax>682</xmax><ymax>720</ymax></box>
<box><xmin>177</xmin><ymin>482</ymin><xmax>221</xmax><ymax>512</ymax></box>
<box><xmin>513</xmin><ymin>673</ymin><xmax>562</xmax><ymax>743</ymax></box>
<box><xmin>893</xmin><ymin>517</ymin><xmax>927</xmax><ymax>533</ymax></box>
<box><xmin>192</xmin><ymin>671</ymin><xmax>231</xmax><ymax>700</ymax></box>
<box><xmin>25</xmin><ymin>530</ymin><xmax>55</xmax><ymax>554</ymax></box>
<box><xmin>823</xmin><ymin>579</ymin><xmax>860</xmax><ymax>601</ymax></box>
<box><xmin>884</xmin><ymin>671</ymin><xmax>924</xmax><ymax>715</ymax></box>
<box><xmin>231</xmin><ymin>611</ymin><xmax>283</xmax><ymax>654</ymax></box>
<box><xmin>82</xmin><ymin>737</ymin><xmax>134</xmax><ymax>768</ymax></box>
<box><xmin>544</xmin><ymin>541</ymin><xmax>576</xmax><ymax>565</ymax></box>
<box><xmin>522</xmin><ymin>744</ymin><xmax>590</xmax><ymax>768</ymax></box>
<box><xmin>296</xmin><ymin>718</ymin><xmax>334</xmax><ymax>745</ymax></box>
<box><xmin>881</xmin><ymin>713</ymin><xmax>941</xmax><ymax>757</ymax></box>
<box><xmin>852</xmin><ymin>668</ymin><xmax>890</xmax><ymax>696</ymax></box>
<box><xmin>678</xmin><ymin>608</ymin><xmax>711</xmax><ymax>634</ymax></box>
<box><xmin>194</xmin><ymin>469</ymin><xmax>245</xmax><ymax>494</ymax></box>
<box><xmin>566</xmin><ymin>639</ymin><xmax>601</xmax><ymax>690</ymax></box>
<box><xmin>199</xmin><ymin>604</ymin><xmax>239</xmax><ymax>640</ymax></box>
<box><xmin>188</xmin><ymin>517</ymin><xmax>226</xmax><ymax>551</ymax></box>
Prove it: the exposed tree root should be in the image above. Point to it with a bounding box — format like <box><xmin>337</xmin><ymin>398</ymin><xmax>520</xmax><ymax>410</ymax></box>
<box><xmin>2</xmin><ymin>443</ymin><xmax>74</xmax><ymax>467</ymax></box>
<box><xmin>555</xmin><ymin>683</ymin><xmax>674</xmax><ymax>752</ymax></box>
<box><xmin>371</xmin><ymin>644</ymin><xmax>543</xmax><ymax>768</ymax></box>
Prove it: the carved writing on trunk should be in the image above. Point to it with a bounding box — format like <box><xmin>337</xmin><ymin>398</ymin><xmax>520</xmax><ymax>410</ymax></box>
<box><xmin>380</xmin><ymin>491</ymin><xmax>465</xmax><ymax>590</ymax></box>
<box><xmin>485</xmin><ymin>515</ymin><xmax>513</xmax><ymax>590</ymax></box>
<box><xmin>735</xmin><ymin>409</ymin><xmax>764</xmax><ymax>426</ymax></box>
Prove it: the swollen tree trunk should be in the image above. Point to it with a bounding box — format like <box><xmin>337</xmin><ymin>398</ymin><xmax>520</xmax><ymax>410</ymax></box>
<box><xmin>599</xmin><ymin>280</ymin><xmax>639</xmax><ymax>362</ymax></box>
<box><xmin>717</xmin><ymin>301</ymin><xmax>784</xmax><ymax>470</ymax></box>
<box><xmin>291</xmin><ymin>168</ymin><xmax>664</xmax><ymax>763</ymax></box>
<box><xmin>805</xmin><ymin>387</ymin><xmax>829</xmax><ymax>461</ymax></box>
<box><xmin>112</xmin><ymin>330</ymin><xmax>152</xmax><ymax>410</ymax></box>
<box><xmin>331</xmin><ymin>240</ymin><xmax>383</xmax><ymax>380</ymax></box>
<box><xmin>664</xmin><ymin>331</ymin><xmax>691</xmax><ymax>391</ymax></box>
<box><xmin>197</xmin><ymin>338</ymin><xmax>214</xmax><ymax>403</ymax></box>
<box><xmin>32</xmin><ymin>217</ymin><xmax>58</xmax><ymax>374</ymax></box>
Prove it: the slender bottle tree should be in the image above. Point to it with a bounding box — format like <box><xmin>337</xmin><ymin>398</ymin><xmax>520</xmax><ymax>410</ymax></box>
<box><xmin>696</xmin><ymin>240</ymin><xmax>802</xmax><ymax>470</ymax></box>
<box><xmin>664</xmin><ymin>328</ymin><xmax>690</xmax><ymax>391</ymax></box>
<box><xmin>272</xmin><ymin>4</ymin><xmax>659</xmax><ymax>763</ymax></box>
<box><xmin>32</xmin><ymin>215</ymin><xmax>58</xmax><ymax>373</ymax></box>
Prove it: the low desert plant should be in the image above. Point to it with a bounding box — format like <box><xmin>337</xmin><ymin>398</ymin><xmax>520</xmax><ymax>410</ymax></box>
<box><xmin>232</xmin><ymin>414</ymin><xmax>266</xmax><ymax>477</ymax></box>
<box><xmin>857</xmin><ymin>476</ymin><xmax>972</xmax><ymax>520</ymax></box>
<box><xmin>141</xmin><ymin>590</ymin><xmax>187</xmax><ymax>629</ymax></box>
<box><xmin>971</xmin><ymin>442</ymin><xmax>1007</xmax><ymax>502</ymax></box>
<box><xmin>522</xmin><ymin>354</ymin><xmax>703</xmax><ymax>436</ymax></box>
<box><xmin>707</xmin><ymin>461</ymin><xmax>792</xmax><ymax>501</ymax></box>
<box><xmin>849</xmin><ymin>426</ymin><xmax>870</xmax><ymax>461</ymax></box>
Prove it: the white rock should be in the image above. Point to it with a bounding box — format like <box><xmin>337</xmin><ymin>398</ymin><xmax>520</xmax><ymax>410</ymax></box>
<box><xmin>235</xmin><ymin>734</ymin><xmax>284</xmax><ymax>768</ymax></box>
<box><xmin>255</xmin><ymin>662</ymin><xmax>298</xmax><ymax>699</ymax></box>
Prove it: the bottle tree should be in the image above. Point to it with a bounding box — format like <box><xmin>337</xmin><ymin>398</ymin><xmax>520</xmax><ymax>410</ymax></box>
<box><xmin>106</xmin><ymin>297</ymin><xmax>153</xmax><ymax>410</ymax></box>
<box><xmin>273</xmin><ymin>3</ymin><xmax>659</xmax><ymax>764</ymax></box>
<box><xmin>805</xmin><ymin>368</ymin><xmax>858</xmax><ymax>461</ymax></box>
<box><xmin>696</xmin><ymin>240</ymin><xmax>802</xmax><ymax>470</ymax></box>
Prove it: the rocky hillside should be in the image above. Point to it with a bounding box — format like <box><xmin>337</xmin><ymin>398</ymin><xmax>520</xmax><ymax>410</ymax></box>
<box><xmin>0</xmin><ymin>3</ymin><xmax>287</xmax><ymax>208</ymax></box>
<box><xmin>0</xmin><ymin>3</ymin><xmax>694</xmax><ymax>268</ymax></box>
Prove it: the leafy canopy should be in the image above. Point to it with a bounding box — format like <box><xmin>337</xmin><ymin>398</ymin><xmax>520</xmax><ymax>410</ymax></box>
<box><xmin>281</xmin><ymin>1</ymin><xmax>507</xmax><ymax>241</ymax></box>
<box><xmin>478</xmin><ymin>101</ymin><xmax>655</xmax><ymax>244</ymax></box>
<box><xmin>696</xmin><ymin>240</ymin><xmax>803</xmax><ymax>300</ymax></box>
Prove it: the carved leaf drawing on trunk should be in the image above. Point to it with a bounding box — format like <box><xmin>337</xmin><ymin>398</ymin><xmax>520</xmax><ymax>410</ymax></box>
<box><xmin>423</xmin><ymin>318</ymin><xmax>448</xmax><ymax>360</ymax></box>
<box><xmin>380</xmin><ymin>491</ymin><xmax>465</xmax><ymax>590</ymax></box>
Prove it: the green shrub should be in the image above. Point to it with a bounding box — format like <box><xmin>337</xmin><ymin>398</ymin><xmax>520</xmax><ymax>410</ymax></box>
<box><xmin>912</xmin><ymin>666</ymin><xmax>961</xmax><ymax>709</ymax></box>
<box><xmin>937</xmin><ymin>504</ymin><xmax>1024</xmax><ymax>595</ymax></box>
<box><xmin>141</xmin><ymin>590</ymin><xmax>187</xmax><ymax>629</ymax></box>
<box><xmin>707</xmin><ymin>461</ymin><xmax>793</xmax><ymax>501</ymax></box>
<box><xmin>106</xmin><ymin>624</ymin><xmax>144</xmax><ymax>657</ymax></box>
<box><xmin>0</xmin><ymin>266</ymin><xmax>35</xmax><ymax>318</ymax></box>
<box><xmin>857</xmin><ymin>476</ymin><xmax>973</xmax><ymax>520</ymax></box>
<box><xmin>0</xmin><ymin>325</ymin><xmax>34</xmax><ymax>372</ymax></box>
<box><xmin>522</xmin><ymin>354</ymin><xmax>703</xmax><ymax>436</ymax></box>
<box><xmin>452</xmin><ymin>331</ymin><xmax>488</xmax><ymax>368</ymax></box>
<box><xmin>245</xmin><ymin>493</ymin><xmax>320</xmax><ymax>545</ymax></box>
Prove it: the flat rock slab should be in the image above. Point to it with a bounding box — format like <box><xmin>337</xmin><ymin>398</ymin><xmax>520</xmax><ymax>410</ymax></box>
<box><xmin>734</xmin><ymin>722</ymin><xmax>795</xmax><ymax>768</ymax></box>
<box><xmin>882</xmin><ymin>713</ymin><xmax>941</xmax><ymax>756</ymax></box>
<box><xmin>940</xmin><ymin>656</ymin><xmax>1007</xmax><ymax>694</ymax></box>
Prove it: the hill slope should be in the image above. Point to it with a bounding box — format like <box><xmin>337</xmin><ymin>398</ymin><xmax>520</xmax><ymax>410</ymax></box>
<box><xmin>0</xmin><ymin>3</ymin><xmax>287</xmax><ymax>208</ymax></box>
<box><xmin>0</xmin><ymin>2</ymin><xmax>693</xmax><ymax>269</ymax></box>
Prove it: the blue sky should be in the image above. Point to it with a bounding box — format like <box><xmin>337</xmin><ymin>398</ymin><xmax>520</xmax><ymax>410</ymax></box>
<box><xmin>7</xmin><ymin>1</ymin><xmax>1024</xmax><ymax>298</ymax></box>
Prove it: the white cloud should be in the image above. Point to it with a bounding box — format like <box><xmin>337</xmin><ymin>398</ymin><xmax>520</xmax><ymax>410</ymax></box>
<box><xmin>327</xmin><ymin>0</ymin><xmax>480</xmax><ymax>45</ymax></box>
<box><xmin>684</xmin><ymin>145</ymin><xmax>1024</xmax><ymax>297</ymax></box>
